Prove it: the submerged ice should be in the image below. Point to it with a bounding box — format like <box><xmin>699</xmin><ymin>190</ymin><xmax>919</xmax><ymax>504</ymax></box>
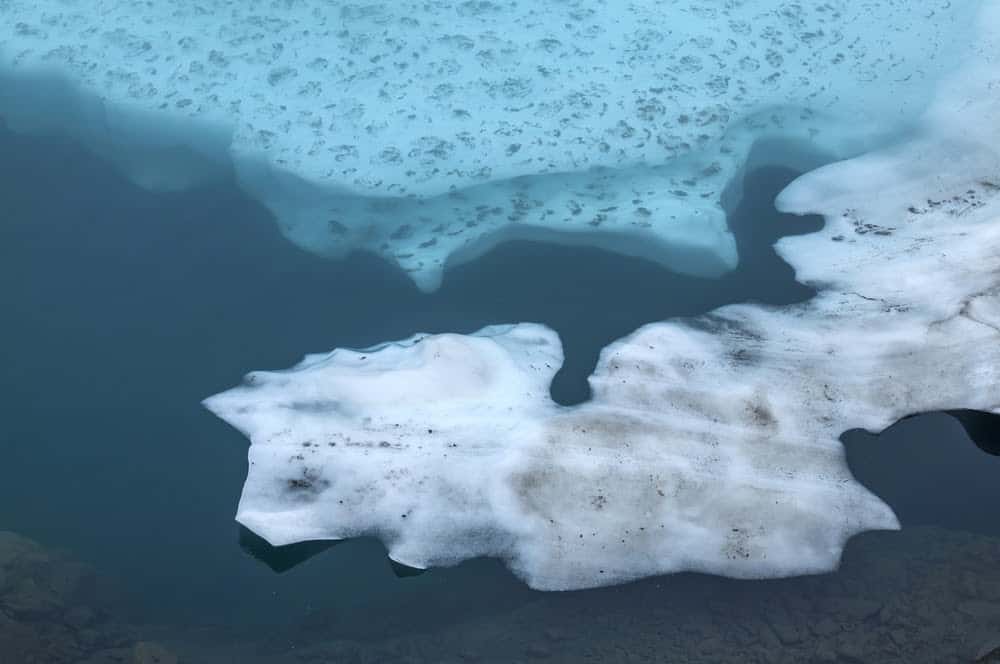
<box><xmin>202</xmin><ymin>1</ymin><xmax>1000</xmax><ymax>588</ymax></box>
<box><xmin>0</xmin><ymin>0</ymin><xmax>983</xmax><ymax>289</ymax></box>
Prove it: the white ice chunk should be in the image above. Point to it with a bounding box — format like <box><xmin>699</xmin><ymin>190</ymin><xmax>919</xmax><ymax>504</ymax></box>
<box><xmin>205</xmin><ymin>2</ymin><xmax>1000</xmax><ymax>588</ymax></box>
<box><xmin>206</xmin><ymin>321</ymin><xmax>900</xmax><ymax>588</ymax></box>
<box><xmin>0</xmin><ymin>1</ymin><xmax>984</xmax><ymax>289</ymax></box>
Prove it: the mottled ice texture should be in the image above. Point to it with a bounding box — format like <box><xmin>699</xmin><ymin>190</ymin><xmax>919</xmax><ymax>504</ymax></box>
<box><xmin>205</xmin><ymin>3</ymin><xmax>1000</xmax><ymax>587</ymax></box>
<box><xmin>0</xmin><ymin>1</ymin><xmax>982</xmax><ymax>289</ymax></box>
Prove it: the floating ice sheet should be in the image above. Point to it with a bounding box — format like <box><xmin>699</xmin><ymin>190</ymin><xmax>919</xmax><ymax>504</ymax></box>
<box><xmin>0</xmin><ymin>1</ymin><xmax>983</xmax><ymax>289</ymax></box>
<box><xmin>205</xmin><ymin>2</ymin><xmax>1000</xmax><ymax>588</ymax></box>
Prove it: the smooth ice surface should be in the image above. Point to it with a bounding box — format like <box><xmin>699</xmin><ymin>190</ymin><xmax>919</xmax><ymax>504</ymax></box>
<box><xmin>0</xmin><ymin>1</ymin><xmax>983</xmax><ymax>289</ymax></box>
<box><xmin>206</xmin><ymin>2</ymin><xmax>1000</xmax><ymax>588</ymax></box>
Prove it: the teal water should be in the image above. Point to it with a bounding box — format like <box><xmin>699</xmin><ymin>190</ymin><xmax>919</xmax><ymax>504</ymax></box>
<box><xmin>2</xmin><ymin>126</ymin><xmax>999</xmax><ymax>659</ymax></box>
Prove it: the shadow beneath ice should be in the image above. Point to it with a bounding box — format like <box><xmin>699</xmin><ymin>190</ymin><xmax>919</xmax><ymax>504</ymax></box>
<box><xmin>947</xmin><ymin>409</ymin><xmax>1000</xmax><ymax>456</ymax></box>
<box><xmin>237</xmin><ymin>527</ymin><xmax>338</xmax><ymax>574</ymax></box>
<box><xmin>844</xmin><ymin>411</ymin><xmax>1000</xmax><ymax>536</ymax></box>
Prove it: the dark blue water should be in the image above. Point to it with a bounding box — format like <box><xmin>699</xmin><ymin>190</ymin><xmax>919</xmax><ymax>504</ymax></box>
<box><xmin>2</xmin><ymin>126</ymin><xmax>999</xmax><ymax>653</ymax></box>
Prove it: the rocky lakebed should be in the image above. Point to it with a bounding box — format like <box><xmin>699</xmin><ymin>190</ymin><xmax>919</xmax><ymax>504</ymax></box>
<box><xmin>4</xmin><ymin>526</ymin><xmax>1000</xmax><ymax>663</ymax></box>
